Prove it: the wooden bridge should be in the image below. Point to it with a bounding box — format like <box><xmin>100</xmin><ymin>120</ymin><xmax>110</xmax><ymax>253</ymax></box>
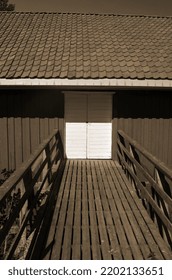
<box><xmin>0</xmin><ymin>130</ymin><xmax>172</xmax><ymax>260</ymax></box>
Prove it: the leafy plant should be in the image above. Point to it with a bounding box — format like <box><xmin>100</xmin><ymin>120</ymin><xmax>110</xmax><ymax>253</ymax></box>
<box><xmin>0</xmin><ymin>168</ymin><xmax>15</xmax><ymax>259</ymax></box>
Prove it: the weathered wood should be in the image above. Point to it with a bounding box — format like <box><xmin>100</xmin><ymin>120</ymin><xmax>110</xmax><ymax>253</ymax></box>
<box><xmin>102</xmin><ymin>160</ymin><xmax>142</xmax><ymax>260</ymax></box>
<box><xmin>117</xmin><ymin>130</ymin><xmax>172</xmax><ymax>249</ymax></box>
<box><xmin>91</xmin><ymin>161</ymin><xmax>112</xmax><ymax>260</ymax></box>
<box><xmin>97</xmin><ymin>161</ymin><xmax>122</xmax><ymax>260</ymax></box>
<box><xmin>0</xmin><ymin>129</ymin><xmax>64</xmax><ymax>259</ymax></box>
<box><xmin>118</xmin><ymin>152</ymin><xmax>172</xmax><ymax>234</ymax></box>
<box><xmin>118</xmin><ymin>130</ymin><xmax>172</xmax><ymax>180</ymax></box>
<box><xmin>0</xmin><ymin>90</ymin><xmax>65</xmax><ymax>170</ymax></box>
<box><xmin>117</xmin><ymin>140</ymin><xmax>172</xmax><ymax>205</ymax></box>
<box><xmin>58</xmin><ymin>118</ymin><xmax>64</xmax><ymax>151</ymax></box>
<box><xmin>115</xmin><ymin>92</ymin><xmax>172</xmax><ymax>167</ymax></box>
<box><xmin>30</xmin><ymin>118</ymin><xmax>40</xmax><ymax>153</ymax></box>
<box><xmin>108</xmin><ymin>161</ymin><xmax>162</xmax><ymax>259</ymax></box>
<box><xmin>43</xmin><ymin>160</ymin><xmax>70</xmax><ymax>260</ymax></box>
<box><xmin>81</xmin><ymin>160</ymin><xmax>91</xmax><ymax>259</ymax></box>
<box><xmin>50</xmin><ymin>160</ymin><xmax>73</xmax><ymax>260</ymax></box>
<box><xmin>29</xmin><ymin>159</ymin><xmax>65</xmax><ymax>260</ymax></box>
<box><xmin>115</xmin><ymin>161</ymin><xmax>172</xmax><ymax>260</ymax></box>
<box><xmin>8</xmin><ymin>118</ymin><xmax>15</xmax><ymax>170</ymax></box>
<box><xmin>14</xmin><ymin>118</ymin><xmax>23</xmax><ymax>168</ymax></box>
<box><xmin>22</xmin><ymin>118</ymin><xmax>31</xmax><ymax>162</ymax></box>
<box><xmin>87</xmin><ymin>161</ymin><xmax>102</xmax><ymax>259</ymax></box>
<box><xmin>72</xmin><ymin>160</ymin><xmax>82</xmax><ymax>259</ymax></box>
<box><xmin>45</xmin><ymin>160</ymin><xmax>172</xmax><ymax>260</ymax></box>
<box><xmin>40</xmin><ymin>118</ymin><xmax>49</xmax><ymax>142</ymax></box>
<box><xmin>61</xmin><ymin>160</ymin><xmax>77</xmax><ymax>260</ymax></box>
<box><xmin>0</xmin><ymin>118</ymin><xmax>8</xmax><ymax>168</ymax></box>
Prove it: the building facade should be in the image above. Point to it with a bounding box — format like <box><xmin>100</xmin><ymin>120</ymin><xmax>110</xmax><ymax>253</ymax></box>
<box><xmin>0</xmin><ymin>13</ymin><xmax>172</xmax><ymax>169</ymax></box>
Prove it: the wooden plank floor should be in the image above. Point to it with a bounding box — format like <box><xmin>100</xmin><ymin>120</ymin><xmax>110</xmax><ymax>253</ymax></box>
<box><xmin>43</xmin><ymin>160</ymin><xmax>172</xmax><ymax>260</ymax></box>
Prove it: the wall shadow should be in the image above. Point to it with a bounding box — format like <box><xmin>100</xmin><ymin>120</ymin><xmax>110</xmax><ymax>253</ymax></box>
<box><xmin>113</xmin><ymin>90</ymin><xmax>172</xmax><ymax>118</ymax></box>
<box><xmin>0</xmin><ymin>89</ymin><xmax>64</xmax><ymax>118</ymax></box>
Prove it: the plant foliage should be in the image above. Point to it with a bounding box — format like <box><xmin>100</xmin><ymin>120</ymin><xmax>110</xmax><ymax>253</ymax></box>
<box><xmin>0</xmin><ymin>0</ymin><xmax>15</xmax><ymax>11</ymax></box>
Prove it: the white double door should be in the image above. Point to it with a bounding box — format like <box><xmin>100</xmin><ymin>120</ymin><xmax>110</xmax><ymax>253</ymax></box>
<box><xmin>65</xmin><ymin>93</ymin><xmax>112</xmax><ymax>159</ymax></box>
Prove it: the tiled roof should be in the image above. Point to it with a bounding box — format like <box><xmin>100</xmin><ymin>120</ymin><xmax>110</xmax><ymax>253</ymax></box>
<box><xmin>0</xmin><ymin>12</ymin><xmax>172</xmax><ymax>80</ymax></box>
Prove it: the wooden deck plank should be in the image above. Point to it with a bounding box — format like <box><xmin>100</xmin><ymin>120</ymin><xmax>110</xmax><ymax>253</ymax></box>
<box><xmin>117</xmin><ymin>161</ymin><xmax>172</xmax><ymax>260</ymax></box>
<box><xmin>107</xmin><ymin>160</ymin><xmax>162</xmax><ymax>259</ymax></box>
<box><xmin>97</xmin><ymin>160</ymin><xmax>134</xmax><ymax>260</ymax></box>
<box><xmin>61</xmin><ymin>160</ymin><xmax>77</xmax><ymax>260</ymax></box>
<box><xmin>50</xmin><ymin>160</ymin><xmax>73</xmax><ymax>259</ymax></box>
<box><xmin>91</xmin><ymin>160</ymin><xmax>112</xmax><ymax>260</ymax></box>
<box><xmin>96</xmin><ymin>160</ymin><xmax>127</xmax><ymax>260</ymax></box>
<box><xmin>95</xmin><ymin>160</ymin><xmax>132</xmax><ymax>259</ymax></box>
<box><xmin>95</xmin><ymin>161</ymin><xmax>123</xmax><ymax>260</ymax></box>
<box><xmin>111</xmin><ymin>161</ymin><xmax>172</xmax><ymax>259</ymax></box>
<box><xmin>110</xmin><ymin>161</ymin><xmax>158</xmax><ymax>259</ymax></box>
<box><xmin>93</xmin><ymin>160</ymin><xmax>122</xmax><ymax>259</ymax></box>
<box><xmin>87</xmin><ymin>161</ymin><xmax>102</xmax><ymax>260</ymax></box>
<box><xmin>72</xmin><ymin>160</ymin><xmax>82</xmax><ymax>259</ymax></box>
<box><xmin>104</xmin><ymin>160</ymin><xmax>149</xmax><ymax>259</ymax></box>
<box><xmin>81</xmin><ymin>160</ymin><xmax>92</xmax><ymax>259</ymax></box>
<box><xmin>44</xmin><ymin>160</ymin><xmax>172</xmax><ymax>260</ymax></box>
<box><xmin>43</xmin><ymin>159</ymin><xmax>69</xmax><ymax>259</ymax></box>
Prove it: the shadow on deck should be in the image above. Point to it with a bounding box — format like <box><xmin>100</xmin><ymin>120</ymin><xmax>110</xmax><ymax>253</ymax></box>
<box><xmin>42</xmin><ymin>160</ymin><xmax>172</xmax><ymax>260</ymax></box>
<box><xmin>0</xmin><ymin>130</ymin><xmax>171</xmax><ymax>260</ymax></box>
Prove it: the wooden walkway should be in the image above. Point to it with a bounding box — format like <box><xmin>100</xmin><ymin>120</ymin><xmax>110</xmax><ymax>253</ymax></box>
<box><xmin>43</xmin><ymin>160</ymin><xmax>172</xmax><ymax>260</ymax></box>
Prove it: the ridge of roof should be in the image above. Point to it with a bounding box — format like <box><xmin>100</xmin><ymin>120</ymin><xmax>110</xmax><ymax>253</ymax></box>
<box><xmin>0</xmin><ymin>11</ymin><xmax>172</xmax><ymax>19</ymax></box>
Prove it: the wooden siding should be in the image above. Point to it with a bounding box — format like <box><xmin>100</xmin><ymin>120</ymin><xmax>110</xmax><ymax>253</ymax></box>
<box><xmin>0</xmin><ymin>89</ymin><xmax>64</xmax><ymax>170</ymax></box>
<box><xmin>113</xmin><ymin>91</ymin><xmax>172</xmax><ymax>167</ymax></box>
<box><xmin>0</xmin><ymin>88</ymin><xmax>172</xmax><ymax>169</ymax></box>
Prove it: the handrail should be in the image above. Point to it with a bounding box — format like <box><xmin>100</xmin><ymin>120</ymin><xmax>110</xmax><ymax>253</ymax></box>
<box><xmin>0</xmin><ymin>129</ymin><xmax>65</xmax><ymax>259</ymax></box>
<box><xmin>0</xmin><ymin>129</ymin><xmax>60</xmax><ymax>203</ymax></box>
<box><xmin>118</xmin><ymin>130</ymin><xmax>172</xmax><ymax>181</ymax></box>
<box><xmin>117</xmin><ymin>130</ymin><xmax>172</xmax><ymax>249</ymax></box>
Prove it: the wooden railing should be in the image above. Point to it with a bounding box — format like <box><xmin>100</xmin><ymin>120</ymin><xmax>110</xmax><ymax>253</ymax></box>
<box><xmin>117</xmin><ymin>130</ymin><xmax>172</xmax><ymax>249</ymax></box>
<box><xmin>0</xmin><ymin>129</ymin><xmax>65</xmax><ymax>259</ymax></box>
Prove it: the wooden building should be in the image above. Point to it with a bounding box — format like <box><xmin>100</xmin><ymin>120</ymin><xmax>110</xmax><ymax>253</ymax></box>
<box><xmin>0</xmin><ymin>12</ymin><xmax>172</xmax><ymax>170</ymax></box>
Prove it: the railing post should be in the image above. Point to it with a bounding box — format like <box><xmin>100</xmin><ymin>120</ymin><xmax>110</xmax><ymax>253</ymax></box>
<box><xmin>18</xmin><ymin>180</ymin><xmax>27</xmax><ymax>256</ymax></box>
<box><xmin>154</xmin><ymin>168</ymin><xmax>172</xmax><ymax>244</ymax></box>
<box><xmin>0</xmin><ymin>129</ymin><xmax>64</xmax><ymax>259</ymax></box>
<box><xmin>116</xmin><ymin>129</ymin><xmax>172</xmax><ymax>249</ymax></box>
<box><xmin>117</xmin><ymin>133</ymin><xmax>127</xmax><ymax>170</ymax></box>
<box><xmin>129</xmin><ymin>145</ymin><xmax>138</xmax><ymax>187</ymax></box>
<box><xmin>23</xmin><ymin>168</ymin><xmax>35</xmax><ymax>227</ymax></box>
<box><xmin>45</xmin><ymin>144</ymin><xmax>53</xmax><ymax>185</ymax></box>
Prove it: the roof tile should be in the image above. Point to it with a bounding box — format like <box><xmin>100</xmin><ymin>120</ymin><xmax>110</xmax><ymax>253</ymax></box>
<box><xmin>0</xmin><ymin>12</ymin><xmax>172</xmax><ymax>80</ymax></box>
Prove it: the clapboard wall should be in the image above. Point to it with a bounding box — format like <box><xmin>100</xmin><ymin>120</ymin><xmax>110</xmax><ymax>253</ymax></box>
<box><xmin>113</xmin><ymin>90</ymin><xmax>172</xmax><ymax>167</ymax></box>
<box><xmin>0</xmin><ymin>89</ymin><xmax>64</xmax><ymax>170</ymax></box>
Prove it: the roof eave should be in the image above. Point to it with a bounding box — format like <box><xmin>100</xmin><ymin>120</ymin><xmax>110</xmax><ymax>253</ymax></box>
<box><xmin>0</xmin><ymin>78</ymin><xmax>172</xmax><ymax>89</ymax></box>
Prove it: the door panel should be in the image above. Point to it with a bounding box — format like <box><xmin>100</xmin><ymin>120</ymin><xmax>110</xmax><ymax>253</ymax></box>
<box><xmin>87</xmin><ymin>123</ymin><xmax>112</xmax><ymax>159</ymax></box>
<box><xmin>65</xmin><ymin>94</ymin><xmax>87</xmax><ymax>122</ymax></box>
<box><xmin>88</xmin><ymin>94</ymin><xmax>112</xmax><ymax>122</ymax></box>
<box><xmin>66</xmin><ymin>122</ymin><xmax>87</xmax><ymax>158</ymax></box>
